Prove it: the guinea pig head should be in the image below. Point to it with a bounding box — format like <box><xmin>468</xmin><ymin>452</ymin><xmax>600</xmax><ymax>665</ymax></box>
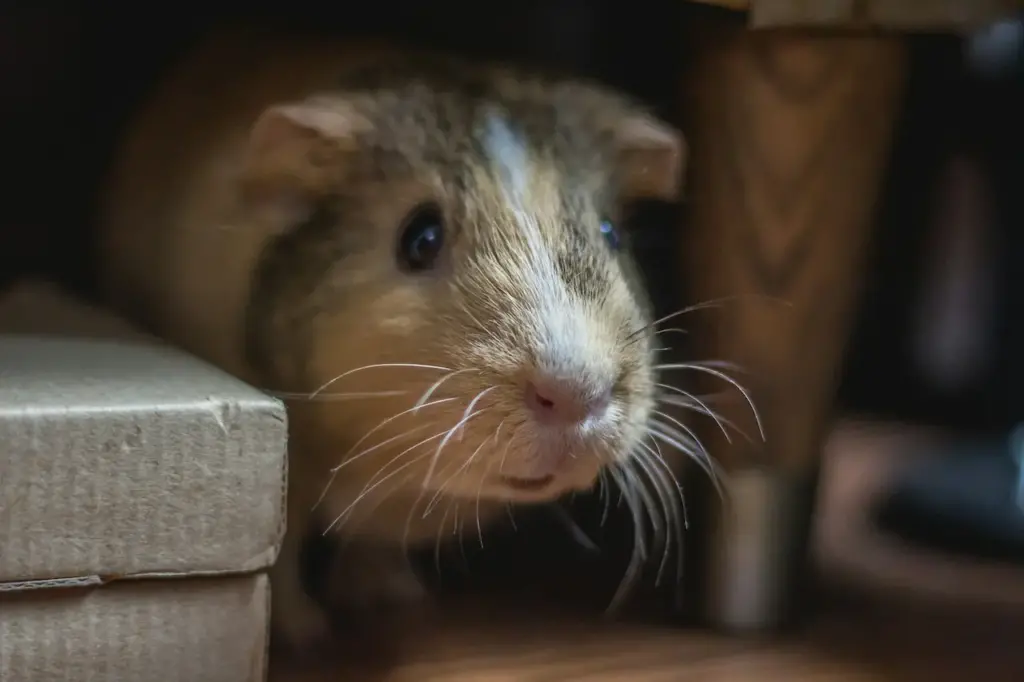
<box><xmin>240</xmin><ymin>80</ymin><xmax>686</xmax><ymax>509</ymax></box>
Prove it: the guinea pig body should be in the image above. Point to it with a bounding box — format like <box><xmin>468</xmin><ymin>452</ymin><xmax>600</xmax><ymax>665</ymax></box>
<box><xmin>97</xmin><ymin>26</ymin><xmax>686</xmax><ymax>655</ymax></box>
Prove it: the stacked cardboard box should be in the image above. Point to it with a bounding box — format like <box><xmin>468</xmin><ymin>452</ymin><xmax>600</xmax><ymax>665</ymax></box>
<box><xmin>0</xmin><ymin>281</ymin><xmax>287</xmax><ymax>682</ymax></box>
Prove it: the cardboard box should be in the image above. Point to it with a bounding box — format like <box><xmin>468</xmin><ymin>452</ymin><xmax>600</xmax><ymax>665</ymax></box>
<box><xmin>0</xmin><ymin>281</ymin><xmax>288</xmax><ymax>682</ymax></box>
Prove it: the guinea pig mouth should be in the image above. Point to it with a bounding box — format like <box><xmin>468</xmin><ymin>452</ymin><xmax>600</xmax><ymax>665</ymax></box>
<box><xmin>499</xmin><ymin>474</ymin><xmax>555</xmax><ymax>492</ymax></box>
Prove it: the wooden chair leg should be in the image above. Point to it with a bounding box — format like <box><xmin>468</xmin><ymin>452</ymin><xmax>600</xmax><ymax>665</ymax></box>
<box><xmin>677</xmin><ymin>25</ymin><xmax>908</xmax><ymax>631</ymax></box>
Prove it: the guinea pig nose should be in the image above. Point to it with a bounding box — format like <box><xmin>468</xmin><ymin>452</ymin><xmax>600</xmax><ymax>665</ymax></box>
<box><xmin>524</xmin><ymin>376</ymin><xmax>612</xmax><ymax>425</ymax></box>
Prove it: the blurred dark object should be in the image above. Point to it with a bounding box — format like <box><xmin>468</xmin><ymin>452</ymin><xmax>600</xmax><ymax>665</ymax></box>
<box><xmin>866</xmin><ymin>15</ymin><xmax>1024</xmax><ymax>569</ymax></box>
<box><xmin>0</xmin><ymin>5</ymin><xmax>85</xmax><ymax>291</ymax></box>
<box><xmin>839</xmin><ymin>14</ymin><xmax>1024</xmax><ymax>434</ymax></box>
<box><xmin>874</xmin><ymin>431</ymin><xmax>1024</xmax><ymax>564</ymax></box>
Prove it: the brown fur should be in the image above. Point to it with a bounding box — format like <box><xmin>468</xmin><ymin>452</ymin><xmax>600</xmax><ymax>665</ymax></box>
<box><xmin>97</xmin><ymin>25</ymin><xmax>686</xmax><ymax>656</ymax></box>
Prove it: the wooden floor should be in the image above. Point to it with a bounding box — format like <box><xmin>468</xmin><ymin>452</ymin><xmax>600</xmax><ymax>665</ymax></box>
<box><xmin>271</xmin><ymin>422</ymin><xmax>1024</xmax><ymax>682</ymax></box>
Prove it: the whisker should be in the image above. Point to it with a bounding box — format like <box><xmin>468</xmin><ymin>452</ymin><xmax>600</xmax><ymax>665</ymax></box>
<box><xmin>310</xmin><ymin>363</ymin><xmax>451</xmax><ymax>399</ymax></box>
<box><xmin>314</xmin><ymin>420</ymin><xmax>437</xmax><ymax>510</ymax></box>
<box><xmin>325</xmin><ymin>448</ymin><xmax>437</xmax><ymax>534</ymax></box>
<box><xmin>626</xmin><ymin>294</ymin><xmax>792</xmax><ymax>344</ymax></box>
<box><xmin>496</xmin><ymin>419</ymin><xmax>525</xmax><ymax>475</ymax></box>
<box><xmin>333</xmin><ymin>396</ymin><xmax>458</xmax><ymax>473</ymax></box>
<box><xmin>413</xmin><ymin>368</ymin><xmax>476</xmax><ymax>412</ymax></box>
<box><xmin>422</xmin><ymin>387</ymin><xmax>495</xmax><ymax>488</ymax></box>
<box><xmin>657</xmin><ymin>394</ymin><xmax>753</xmax><ymax>444</ymax></box>
<box><xmin>642</xmin><ymin>438</ymin><xmax>689</xmax><ymax>605</ymax></box>
<box><xmin>401</xmin><ymin>391</ymin><xmax>489</xmax><ymax>551</ymax></box>
<box><xmin>654</xmin><ymin>359</ymin><xmax>746</xmax><ymax>373</ymax></box>
<box><xmin>624</xmin><ymin>326</ymin><xmax>689</xmax><ymax>351</ymax></box>
<box><xmin>549</xmin><ymin>503</ymin><xmax>600</xmax><ymax>554</ymax></box>
<box><xmin>622</xmin><ymin>459</ymin><xmax>662</xmax><ymax>548</ymax></box>
<box><xmin>423</xmin><ymin>430</ymin><xmax>492</xmax><ymax>517</ymax></box>
<box><xmin>604</xmin><ymin>466</ymin><xmax>647</xmax><ymax>615</ymax></box>
<box><xmin>644</xmin><ymin>435</ymin><xmax>689</xmax><ymax>531</ymax></box>
<box><xmin>332</xmin><ymin>469</ymin><xmax>420</xmax><ymax>541</ymax></box>
<box><xmin>475</xmin><ymin>421</ymin><xmax>506</xmax><ymax>548</ymax></box>
<box><xmin>330</xmin><ymin>421</ymin><xmax>465</xmax><ymax>530</ymax></box>
<box><xmin>647</xmin><ymin>422</ymin><xmax>728</xmax><ymax>500</ymax></box>
<box><xmin>655</xmin><ymin>383</ymin><xmax>733</xmax><ymax>444</ymax></box>
<box><xmin>648</xmin><ymin>411</ymin><xmax>715</xmax><ymax>477</ymax></box>
<box><xmin>599</xmin><ymin>470</ymin><xmax>613</xmax><ymax>527</ymax></box>
<box><xmin>647</xmin><ymin>417</ymin><xmax>721</xmax><ymax>488</ymax></box>
<box><xmin>474</xmin><ymin>455</ymin><xmax>501</xmax><ymax>549</ymax></box>
<box><xmin>655</xmin><ymin>363</ymin><xmax>764</xmax><ymax>441</ymax></box>
<box><xmin>434</xmin><ymin>498</ymin><xmax>457</xmax><ymax>574</ymax></box>
<box><xmin>633</xmin><ymin>443</ymin><xmax>685</xmax><ymax>587</ymax></box>
<box><xmin>267</xmin><ymin>389</ymin><xmax>409</xmax><ymax>402</ymax></box>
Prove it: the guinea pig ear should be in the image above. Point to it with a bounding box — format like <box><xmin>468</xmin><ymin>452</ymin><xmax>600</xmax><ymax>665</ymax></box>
<box><xmin>613</xmin><ymin>113</ymin><xmax>687</xmax><ymax>202</ymax></box>
<box><xmin>240</xmin><ymin>98</ymin><xmax>371</xmax><ymax>204</ymax></box>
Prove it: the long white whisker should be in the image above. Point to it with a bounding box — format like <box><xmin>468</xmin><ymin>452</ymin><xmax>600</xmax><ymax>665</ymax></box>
<box><xmin>622</xmin><ymin>460</ymin><xmax>661</xmax><ymax>549</ymax></box>
<box><xmin>434</xmin><ymin>499</ymin><xmax>456</xmax><ymax>574</ymax></box>
<box><xmin>505</xmin><ymin>503</ymin><xmax>518</xmax><ymax>531</ymax></box>
<box><xmin>648</xmin><ymin>422</ymin><xmax>728</xmax><ymax>500</ymax></box>
<box><xmin>314</xmin><ymin>420</ymin><xmax>437</xmax><ymax>510</ymax></box>
<box><xmin>474</xmin><ymin>454</ymin><xmax>502</xmax><ymax>549</ymax></box>
<box><xmin>641</xmin><ymin>437</ymin><xmax>688</xmax><ymax>605</ymax></box>
<box><xmin>475</xmin><ymin>420</ymin><xmax>505</xmax><ymax>547</ymax></box>
<box><xmin>628</xmin><ymin>294</ymin><xmax>791</xmax><ymax>343</ymax></box>
<box><xmin>633</xmin><ymin>443</ymin><xmax>684</xmax><ymax>586</ymax></box>
<box><xmin>334</xmin><ymin>396</ymin><xmax>458</xmax><ymax>472</ymax></box>
<box><xmin>268</xmin><ymin>389</ymin><xmax>410</xmax><ymax>402</ymax></box>
<box><xmin>325</xmin><ymin>448</ymin><xmax>437</xmax><ymax>534</ymax></box>
<box><xmin>422</xmin><ymin>388</ymin><xmax>495</xmax><ymax>488</ymax></box>
<box><xmin>332</xmin><ymin>468</ymin><xmax>420</xmax><ymax>540</ymax></box>
<box><xmin>657</xmin><ymin>395</ymin><xmax>752</xmax><ymax>444</ymax></box>
<box><xmin>413</xmin><ymin>368</ymin><xmax>476</xmax><ymax>412</ymax></box>
<box><xmin>419</xmin><ymin>406</ymin><xmax>492</xmax><ymax>518</ymax></box>
<box><xmin>648</xmin><ymin>418</ymin><xmax>721</xmax><ymax>488</ymax></box>
<box><xmin>422</xmin><ymin>429</ymin><xmax>493</xmax><ymax>517</ymax></box>
<box><xmin>310</xmin><ymin>363</ymin><xmax>451</xmax><ymax>399</ymax></box>
<box><xmin>605</xmin><ymin>466</ymin><xmax>647</xmax><ymax>615</ymax></box>
<box><xmin>330</xmin><ymin>424</ymin><xmax>456</xmax><ymax>526</ymax></box>
<box><xmin>648</xmin><ymin>410</ymin><xmax>715</xmax><ymax>477</ymax></box>
<box><xmin>656</xmin><ymin>363</ymin><xmax>764</xmax><ymax>441</ymax></box>
<box><xmin>656</xmin><ymin>382</ymin><xmax>733</xmax><ymax>444</ymax></box>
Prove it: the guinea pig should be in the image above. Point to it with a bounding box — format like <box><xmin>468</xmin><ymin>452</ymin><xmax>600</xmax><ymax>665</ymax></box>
<box><xmin>96</xmin><ymin>26</ymin><xmax>688</xmax><ymax>655</ymax></box>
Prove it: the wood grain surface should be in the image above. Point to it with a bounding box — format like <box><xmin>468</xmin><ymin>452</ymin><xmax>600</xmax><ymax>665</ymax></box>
<box><xmin>270</xmin><ymin>421</ymin><xmax>1024</xmax><ymax>682</ymax></box>
<box><xmin>679</xmin><ymin>26</ymin><xmax>907</xmax><ymax>472</ymax></box>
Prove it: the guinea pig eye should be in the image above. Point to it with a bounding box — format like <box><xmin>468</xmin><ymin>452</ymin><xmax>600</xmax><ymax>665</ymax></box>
<box><xmin>599</xmin><ymin>218</ymin><xmax>621</xmax><ymax>251</ymax></box>
<box><xmin>397</xmin><ymin>203</ymin><xmax>445</xmax><ymax>272</ymax></box>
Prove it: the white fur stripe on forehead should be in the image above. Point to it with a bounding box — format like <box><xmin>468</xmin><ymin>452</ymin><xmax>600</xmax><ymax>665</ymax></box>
<box><xmin>479</xmin><ymin>111</ymin><xmax>606</xmax><ymax>379</ymax></box>
<box><xmin>480</xmin><ymin>111</ymin><xmax>556</xmax><ymax>263</ymax></box>
<box><xmin>482</xmin><ymin>112</ymin><xmax>530</xmax><ymax>203</ymax></box>
<box><xmin>480</xmin><ymin>112</ymin><xmax>556</xmax><ymax>276</ymax></box>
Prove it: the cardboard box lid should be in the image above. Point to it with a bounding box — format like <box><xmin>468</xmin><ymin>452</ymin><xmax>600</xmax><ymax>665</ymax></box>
<box><xmin>0</xmin><ymin>281</ymin><xmax>287</xmax><ymax>591</ymax></box>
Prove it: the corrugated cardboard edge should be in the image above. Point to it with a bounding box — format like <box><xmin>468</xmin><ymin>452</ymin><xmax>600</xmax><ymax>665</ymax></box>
<box><xmin>0</xmin><ymin>564</ymin><xmax>285</xmax><ymax>593</ymax></box>
<box><xmin>0</xmin><ymin>574</ymin><xmax>271</xmax><ymax>682</ymax></box>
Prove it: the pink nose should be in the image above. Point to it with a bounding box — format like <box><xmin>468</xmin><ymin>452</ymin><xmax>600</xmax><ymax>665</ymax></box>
<box><xmin>524</xmin><ymin>376</ymin><xmax>612</xmax><ymax>425</ymax></box>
